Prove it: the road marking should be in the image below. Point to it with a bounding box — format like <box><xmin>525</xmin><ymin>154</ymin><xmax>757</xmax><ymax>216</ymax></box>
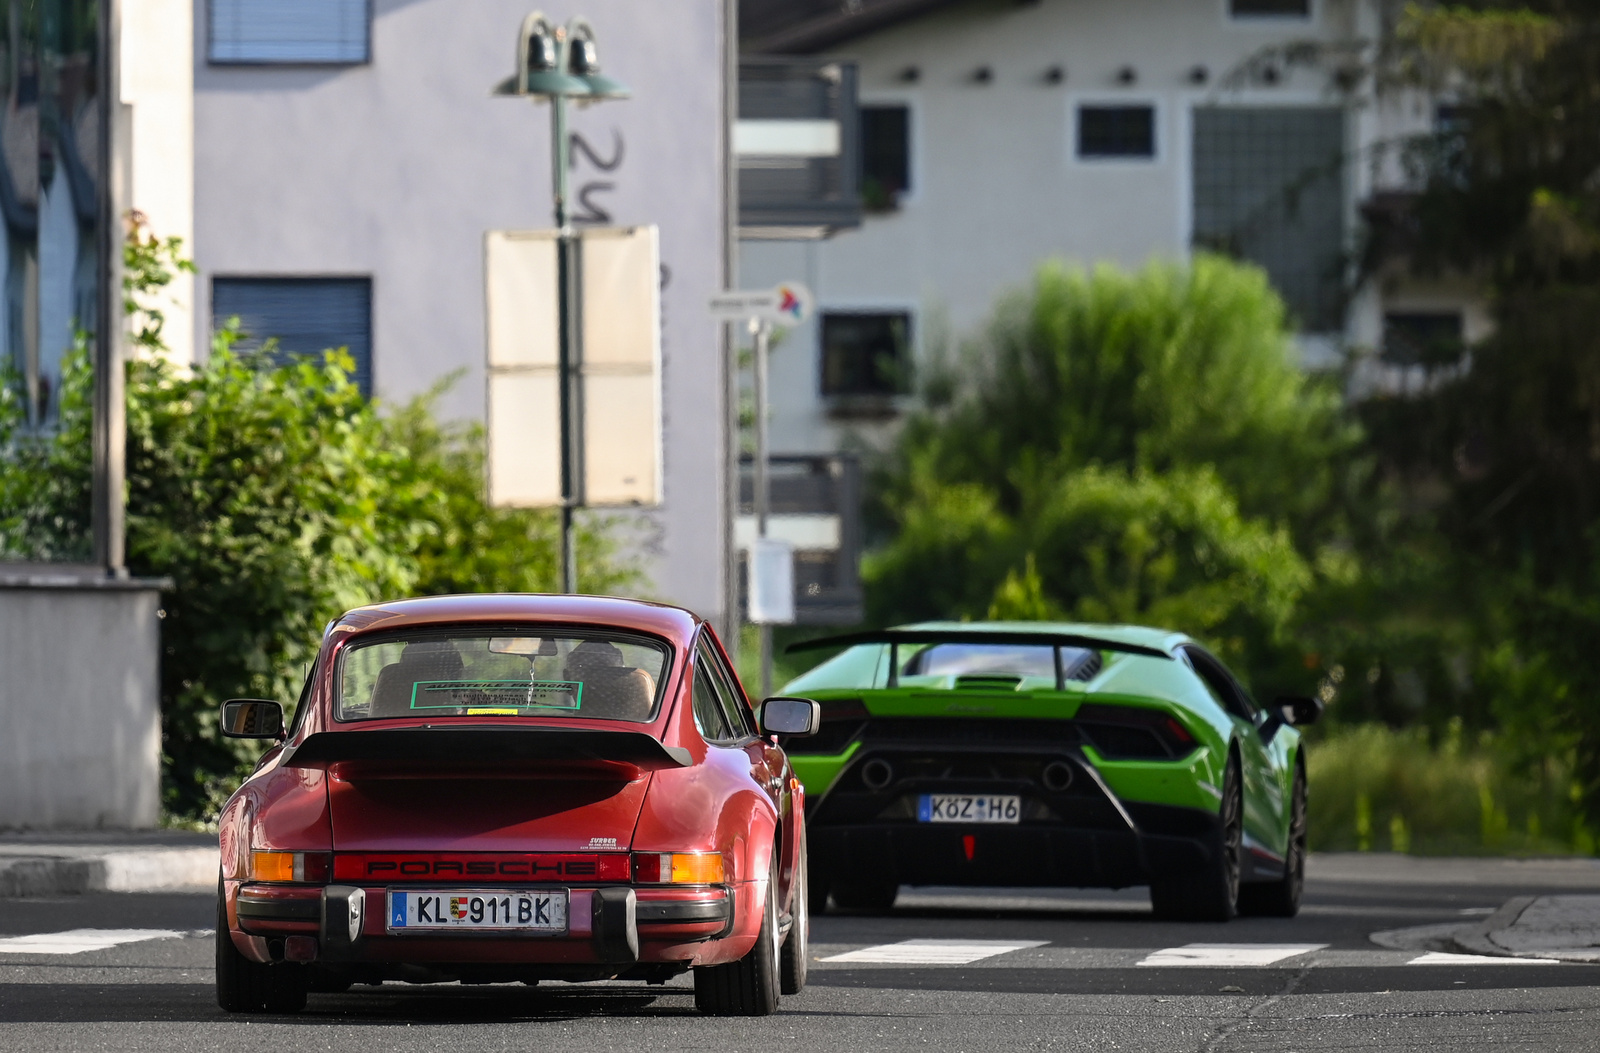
<box><xmin>1137</xmin><ymin>943</ymin><xmax>1327</xmax><ymax>967</ymax></box>
<box><xmin>1407</xmin><ymin>951</ymin><xmax>1560</xmax><ymax>965</ymax></box>
<box><xmin>821</xmin><ymin>939</ymin><xmax>1048</xmax><ymax>964</ymax></box>
<box><xmin>0</xmin><ymin>928</ymin><xmax>186</xmax><ymax>955</ymax></box>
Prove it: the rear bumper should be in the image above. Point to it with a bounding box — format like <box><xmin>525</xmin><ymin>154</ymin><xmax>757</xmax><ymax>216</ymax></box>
<box><xmin>231</xmin><ymin>882</ymin><xmax>737</xmax><ymax>968</ymax></box>
<box><xmin>811</xmin><ymin>800</ymin><xmax>1219</xmax><ymax>889</ymax></box>
<box><xmin>806</xmin><ymin>745</ymin><xmax>1227</xmax><ymax>889</ymax></box>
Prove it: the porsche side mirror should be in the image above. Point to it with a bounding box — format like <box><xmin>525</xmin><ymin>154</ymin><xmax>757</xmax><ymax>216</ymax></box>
<box><xmin>220</xmin><ymin>699</ymin><xmax>286</xmax><ymax>740</ymax></box>
<box><xmin>760</xmin><ymin>697</ymin><xmax>821</xmax><ymax>736</ymax></box>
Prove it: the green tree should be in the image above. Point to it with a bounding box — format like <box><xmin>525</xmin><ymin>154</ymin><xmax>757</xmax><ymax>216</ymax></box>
<box><xmin>866</xmin><ymin>255</ymin><xmax>1350</xmax><ymax>685</ymax></box>
<box><xmin>0</xmin><ymin>234</ymin><xmax>638</xmax><ymax>819</ymax></box>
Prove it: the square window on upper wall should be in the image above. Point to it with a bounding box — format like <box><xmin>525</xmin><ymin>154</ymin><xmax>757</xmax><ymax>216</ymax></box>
<box><xmin>209</xmin><ymin>0</ymin><xmax>371</xmax><ymax>64</ymax></box>
<box><xmin>212</xmin><ymin>277</ymin><xmax>374</xmax><ymax>395</ymax></box>
<box><xmin>1077</xmin><ymin>105</ymin><xmax>1155</xmax><ymax>159</ymax></box>
<box><xmin>1230</xmin><ymin>0</ymin><xmax>1311</xmax><ymax>17</ymax></box>
<box><xmin>821</xmin><ymin>311</ymin><xmax>913</xmax><ymax>398</ymax></box>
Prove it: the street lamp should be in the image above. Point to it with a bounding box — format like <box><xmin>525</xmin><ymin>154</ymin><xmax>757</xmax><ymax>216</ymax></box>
<box><xmin>494</xmin><ymin>11</ymin><xmax>630</xmax><ymax>594</ymax></box>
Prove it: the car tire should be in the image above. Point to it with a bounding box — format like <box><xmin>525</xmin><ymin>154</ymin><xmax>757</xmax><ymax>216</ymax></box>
<box><xmin>1149</xmin><ymin>751</ymin><xmax>1241</xmax><ymax>922</ymax></box>
<box><xmin>829</xmin><ymin>879</ymin><xmax>898</xmax><ymax>913</ymax></box>
<box><xmin>1238</xmin><ymin>761</ymin><xmax>1306</xmax><ymax>918</ymax></box>
<box><xmin>215</xmin><ymin>877</ymin><xmax>308</xmax><ymax>1014</ymax></box>
<box><xmin>694</xmin><ymin>856</ymin><xmax>782</xmax><ymax>1016</ymax></box>
<box><xmin>780</xmin><ymin>834</ymin><xmax>809</xmax><ymax>996</ymax></box>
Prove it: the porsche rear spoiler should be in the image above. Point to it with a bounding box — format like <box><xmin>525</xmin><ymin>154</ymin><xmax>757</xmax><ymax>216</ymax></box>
<box><xmin>785</xmin><ymin>629</ymin><xmax>1173</xmax><ymax>689</ymax></box>
<box><xmin>283</xmin><ymin>726</ymin><xmax>691</xmax><ymax>770</ymax></box>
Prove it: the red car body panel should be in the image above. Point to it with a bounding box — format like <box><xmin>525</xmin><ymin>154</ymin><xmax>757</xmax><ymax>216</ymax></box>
<box><xmin>217</xmin><ymin>595</ymin><xmax>802</xmax><ymax>978</ymax></box>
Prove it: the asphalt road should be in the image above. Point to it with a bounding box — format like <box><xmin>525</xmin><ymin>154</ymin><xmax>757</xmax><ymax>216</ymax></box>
<box><xmin>1</xmin><ymin>856</ymin><xmax>1597</xmax><ymax>1052</ymax></box>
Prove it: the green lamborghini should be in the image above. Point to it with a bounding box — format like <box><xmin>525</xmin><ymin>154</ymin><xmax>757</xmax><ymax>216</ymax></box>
<box><xmin>779</xmin><ymin>622</ymin><xmax>1320</xmax><ymax>921</ymax></box>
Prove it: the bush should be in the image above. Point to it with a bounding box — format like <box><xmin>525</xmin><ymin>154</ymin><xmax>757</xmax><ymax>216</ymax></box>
<box><xmin>1306</xmin><ymin>722</ymin><xmax>1592</xmax><ymax>856</ymax></box>
<box><xmin>866</xmin><ymin>255</ymin><xmax>1354</xmax><ymax>687</ymax></box>
<box><xmin>0</xmin><ymin>242</ymin><xmax>639</xmax><ymax>819</ymax></box>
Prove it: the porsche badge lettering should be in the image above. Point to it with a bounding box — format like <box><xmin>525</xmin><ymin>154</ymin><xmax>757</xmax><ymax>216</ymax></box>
<box><xmin>346</xmin><ymin>855</ymin><xmax>619</xmax><ymax>881</ymax></box>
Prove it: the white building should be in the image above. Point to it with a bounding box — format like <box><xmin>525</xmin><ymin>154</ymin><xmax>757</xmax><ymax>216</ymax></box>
<box><xmin>738</xmin><ymin>0</ymin><xmax>1488</xmax><ymax>455</ymax></box>
<box><xmin>119</xmin><ymin>0</ymin><xmax>734</xmax><ymax>625</ymax></box>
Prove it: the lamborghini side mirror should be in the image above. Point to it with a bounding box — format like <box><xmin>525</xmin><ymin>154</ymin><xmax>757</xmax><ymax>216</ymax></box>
<box><xmin>220</xmin><ymin>699</ymin><xmax>285</xmax><ymax>740</ymax></box>
<box><xmin>1276</xmin><ymin>695</ymin><xmax>1322</xmax><ymax>727</ymax></box>
<box><xmin>760</xmin><ymin>697</ymin><xmax>821</xmax><ymax>736</ymax></box>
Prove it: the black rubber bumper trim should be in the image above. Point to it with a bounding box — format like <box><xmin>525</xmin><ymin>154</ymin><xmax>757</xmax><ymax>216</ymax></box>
<box><xmin>636</xmin><ymin>897</ymin><xmax>732</xmax><ymax>924</ymax></box>
<box><xmin>237</xmin><ymin>891</ymin><xmax>321</xmax><ymax>921</ymax></box>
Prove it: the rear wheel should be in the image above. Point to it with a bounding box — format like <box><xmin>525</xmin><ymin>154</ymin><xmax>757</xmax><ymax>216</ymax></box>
<box><xmin>1238</xmin><ymin>762</ymin><xmax>1306</xmax><ymax>918</ymax></box>
<box><xmin>830</xmin><ymin>879</ymin><xmax>898</xmax><ymax>913</ymax></box>
<box><xmin>1150</xmin><ymin>752</ymin><xmax>1241</xmax><ymax>922</ymax></box>
<box><xmin>780</xmin><ymin>836</ymin><xmax>809</xmax><ymax>995</ymax></box>
<box><xmin>215</xmin><ymin>878</ymin><xmax>308</xmax><ymax>1014</ymax></box>
<box><xmin>694</xmin><ymin>857</ymin><xmax>781</xmax><ymax>1016</ymax></box>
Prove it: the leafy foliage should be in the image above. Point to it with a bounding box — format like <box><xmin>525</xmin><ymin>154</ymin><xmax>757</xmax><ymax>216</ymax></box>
<box><xmin>0</xmin><ymin>235</ymin><xmax>638</xmax><ymax>820</ymax></box>
<box><xmin>865</xmin><ymin>256</ymin><xmax>1350</xmax><ymax>685</ymax></box>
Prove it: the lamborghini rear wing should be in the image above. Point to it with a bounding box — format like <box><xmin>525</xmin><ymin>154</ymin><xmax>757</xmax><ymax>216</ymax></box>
<box><xmin>785</xmin><ymin>629</ymin><xmax>1174</xmax><ymax>690</ymax></box>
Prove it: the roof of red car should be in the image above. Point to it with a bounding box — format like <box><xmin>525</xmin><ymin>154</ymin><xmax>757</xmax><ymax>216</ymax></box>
<box><xmin>328</xmin><ymin>594</ymin><xmax>703</xmax><ymax>647</ymax></box>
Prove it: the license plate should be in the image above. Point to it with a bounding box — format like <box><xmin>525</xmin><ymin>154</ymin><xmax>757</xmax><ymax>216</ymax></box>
<box><xmin>387</xmin><ymin>889</ymin><xmax>568</xmax><ymax>933</ymax></box>
<box><xmin>918</xmin><ymin>794</ymin><xmax>1021</xmax><ymax>824</ymax></box>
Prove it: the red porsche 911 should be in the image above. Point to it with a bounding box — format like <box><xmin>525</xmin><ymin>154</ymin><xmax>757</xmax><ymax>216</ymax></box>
<box><xmin>214</xmin><ymin>595</ymin><xmax>820</xmax><ymax>1016</ymax></box>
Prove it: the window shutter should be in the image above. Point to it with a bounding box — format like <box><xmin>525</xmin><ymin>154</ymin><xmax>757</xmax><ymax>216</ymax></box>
<box><xmin>212</xmin><ymin>278</ymin><xmax>373</xmax><ymax>396</ymax></box>
<box><xmin>209</xmin><ymin>0</ymin><xmax>370</xmax><ymax>63</ymax></box>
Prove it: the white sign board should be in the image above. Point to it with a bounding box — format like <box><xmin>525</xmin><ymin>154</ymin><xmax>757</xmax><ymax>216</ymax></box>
<box><xmin>708</xmin><ymin>282</ymin><xmax>813</xmax><ymax>325</ymax></box>
<box><xmin>747</xmin><ymin>537</ymin><xmax>796</xmax><ymax>625</ymax></box>
<box><xmin>485</xmin><ymin>226</ymin><xmax>663</xmax><ymax>509</ymax></box>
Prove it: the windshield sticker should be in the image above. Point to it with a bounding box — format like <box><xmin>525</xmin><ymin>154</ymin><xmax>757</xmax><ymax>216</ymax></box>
<box><xmin>408</xmin><ymin>680</ymin><xmax>585</xmax><ymax>710</ymax></box>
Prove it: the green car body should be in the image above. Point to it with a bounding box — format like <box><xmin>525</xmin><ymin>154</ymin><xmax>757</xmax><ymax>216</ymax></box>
<box><xmin>780</xmin><ymin>621</ymin><xmax>1317</xmax><ymax>920</ymax></box>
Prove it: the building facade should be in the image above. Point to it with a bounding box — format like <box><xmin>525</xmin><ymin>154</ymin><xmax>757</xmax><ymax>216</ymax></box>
<box><xmin>123</xmin><ymin>0</ymin><xmax>733</xmax><ymax>623</ymax></box>
<box><xmin>739</xmin><ymin>0</ymin><xmax>1487</xmax><ymax>456</ymax></box>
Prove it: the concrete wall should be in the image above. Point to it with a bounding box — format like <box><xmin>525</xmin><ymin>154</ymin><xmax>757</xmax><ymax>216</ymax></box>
<box><xmin>189</xmin><ymin>0</ymin><xmax>729</xmax><ymax>623</ymax></box>
<box><xmin>0</xmin><ymin>577</ymin><xmax>164</xmax><ymax>830</ymax></box>
<box><xmin>742</xmin><ymin>0</ymin><xmax>1463</xmax><ymax>454</ymax></box>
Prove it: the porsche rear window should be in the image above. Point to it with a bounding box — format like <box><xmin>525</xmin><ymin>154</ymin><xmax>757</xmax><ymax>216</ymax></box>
<box><xmin>336</xmin><ymin>632</ymin><xmax>670</xmax><ymax>723</ymax></box>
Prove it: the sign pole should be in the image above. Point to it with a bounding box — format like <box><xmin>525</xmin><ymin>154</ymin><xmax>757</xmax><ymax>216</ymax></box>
<box><xmin>550</xmin><ymin>60</ymin><xmax>580</xmax><ymax>594</ymax></box>
<box><xmin>752</xmin><ymin>317</ymin><xmax>773</xmax><ymax>697</ymax></box>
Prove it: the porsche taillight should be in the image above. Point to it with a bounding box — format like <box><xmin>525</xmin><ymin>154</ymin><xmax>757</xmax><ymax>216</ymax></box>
<box><xmin>249</xmin><ymin>851</ymin><xmax>331</xmax><ymax>883</ymax></box>
<box><xmin>632</xmin><ymin>852</ymin><xmax>724</xmax><ymax>884</ymax></box>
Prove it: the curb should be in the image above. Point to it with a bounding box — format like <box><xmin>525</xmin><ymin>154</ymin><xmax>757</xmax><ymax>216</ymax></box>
<box><xmin>1449</xmin><ymin>896</ymin><xmax>1536</xmax><ymax>957</ymax></box>
<box><xmin>0</xmin><ymin>848</ymin><xmax>217</xmax><ymax>897</ymax></box>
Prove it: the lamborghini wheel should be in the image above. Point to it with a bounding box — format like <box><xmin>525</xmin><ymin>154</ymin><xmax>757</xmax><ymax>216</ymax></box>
<box><xmin>830</xmin><ymin>879</ymin><xmax>898</xmax><ymax>913</ymax></box>
<box><xmin>215</xmin><ymin>878</ymin><xmax>308</xmax><ymax>1014</ymax></box>
<box><xmin>1150</xmin><ymin>751</ymin><xmax>1241</xmax><ymax>922</ymax></box>
<box><xmin>1238</xmin><ymin>761</ymin><xmax>1306</xmax><ymax>918</ymax></box>
<box><xmin>694</xmin><ymin>856</ymin><xmax>781</xmax><ymax>1016</ymax></box>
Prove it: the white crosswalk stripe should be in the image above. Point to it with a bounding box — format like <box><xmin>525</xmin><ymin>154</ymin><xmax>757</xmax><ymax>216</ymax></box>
<box><xmin>1407</xmin><ymin>951</ymin><xmax>1559</xmax><ymax>965</ymax></box>
<box><xmin>1137</xmin><ymin>943</ymin><xmax>1327</xmax><ymax>967</ymax></box>
<box><xmin>0</xmin><ymin>928</ymin><xmax>186</xmax><ymax>955</ymax></box>
<box><xmin>821</xmin><ymin>938</ymin><xmax>1048</xmax><ymax>964</ymax></box>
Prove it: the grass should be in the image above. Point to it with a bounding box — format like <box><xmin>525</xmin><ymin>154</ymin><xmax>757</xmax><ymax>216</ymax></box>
<box><xmin>1306</xmin><ymin>721</ymin><xmax>1596</xmax><ymax>856</ymax></box>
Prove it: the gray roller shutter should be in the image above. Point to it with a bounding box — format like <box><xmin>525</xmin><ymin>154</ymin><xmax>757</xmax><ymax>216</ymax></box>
<box><xmin>212</xmin><ymin>277</ymin><xmax>373</xmax><ymax>396</ymax></box>
<box><xmin>209</xmin><ymin>0</ymin><xmax>370</xmax><ymax>63</ymax></box>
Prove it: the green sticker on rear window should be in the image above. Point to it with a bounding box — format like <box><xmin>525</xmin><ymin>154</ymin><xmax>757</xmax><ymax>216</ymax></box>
<box><xmin>408</xmin><ymin>679</ymin><xmax>584</xmax><ymax>710</ymax></box>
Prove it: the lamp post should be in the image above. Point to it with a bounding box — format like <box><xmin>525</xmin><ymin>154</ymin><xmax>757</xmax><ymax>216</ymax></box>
<box><xmin>494</xmin><ymin>12</ymin><xmax>629</xmax><ymax>594</ymax></box>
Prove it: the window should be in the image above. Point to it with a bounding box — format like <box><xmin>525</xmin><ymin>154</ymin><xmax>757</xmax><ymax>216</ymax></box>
<box><xmin>1383</xmin><ymin>312</ymin><xmax>1463</xmax><ymax>368</ymax></box>
<box><xmin>1191</xmin><ymin>107</ymin><xmax>1345</xmax><ymax>332</ymax></box>
<box><xmin>1077</xmin><ymin>105</ymin><xmax>1155</xmax><ymax>159</ymax></box>
<box><xmin>212</xmin><ymin>277</ymin><xmax>373</xmax><ymax>395</ymax></box>
<box><xmin>1182</xmin><ymin>646</ymin><xmax>1256</xmax><ymax>722</ymax></box>
<box><xmin>700</xmin><ymin>640</ymin><xmax>756</xmax><ymax>738</ymax></box>
<box><xmin>861</xmin><ymin>105</ymin><xmax>910</xmax><ymax>210</ymax></box>
<box><xmin>209</xmin><ymin>0</ymin><xmax>370</xmax><ymax>64</ymax></box>
<box><xmin>821</xmin><ymin>311</ymin><xmax>912</xmax><ymax>397</ymax></box>
<box><xmin>336</xmin><ymin>631</ymin><xmax>669</xmax><ymax>723</ymax></box>
<box><xmin>692</xmin><ymin>660</ymin><xmax>735</xmax><ymax>742</ymax></box>
<box><xmin>1230</xmin><ymin>0</ymin><xmax>1310</xmax><ymax>16</ymax></box>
